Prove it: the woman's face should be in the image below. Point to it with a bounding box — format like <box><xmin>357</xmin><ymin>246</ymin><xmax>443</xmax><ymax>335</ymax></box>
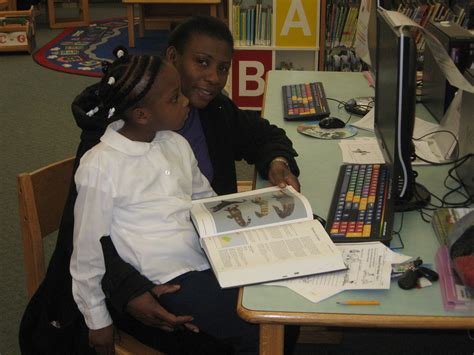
<box><xmin>169</xmin><ymin>33</ymin><xmax>233</xmax><ymax>109</ymax></box>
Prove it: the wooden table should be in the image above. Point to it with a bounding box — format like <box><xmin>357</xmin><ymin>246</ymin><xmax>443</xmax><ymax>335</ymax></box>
<box><xmin>237</xmin><ymin>70</ymin><xmax>474</xmax><ymax>354</ymax></box>
<box><xmin>122</xmin><ymin>0</ymin><xmax>223</xmax><ymax>47</ymax></box>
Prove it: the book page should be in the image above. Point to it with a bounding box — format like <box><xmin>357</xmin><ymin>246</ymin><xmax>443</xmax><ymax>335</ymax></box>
<box><xmin>191</xmin><ymin>186</ymin><xmax>314</xmax><ymax>238</ymax></box>
<box><xmin>202</xmin><ymin>219</ymin><xmax>340</xmax><ymax>270</ymax></box>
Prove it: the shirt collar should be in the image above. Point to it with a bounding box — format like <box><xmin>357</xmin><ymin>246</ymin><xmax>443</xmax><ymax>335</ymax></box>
<box><xmin>101</xmin><ymin>120</ymin><xmax>172</xmax><ymax>156</ymax></box>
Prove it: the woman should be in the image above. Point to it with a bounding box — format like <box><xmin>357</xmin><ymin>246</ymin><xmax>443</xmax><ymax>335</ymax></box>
<box><xmin>19</xmin><ymin>15</ymin><xmax>300</xmax><ymax>355</ymax></box>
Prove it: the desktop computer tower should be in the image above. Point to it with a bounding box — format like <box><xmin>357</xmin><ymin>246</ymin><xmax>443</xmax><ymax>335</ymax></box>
<box><xmin>422</xmin><ymin>21</ymin><xmax>473</xmax><ymax>122</ymax></box>
<box><xmin>455</xmin><ymin>68</ymin><xmax>474</xmax><ymax>198</ymax></box>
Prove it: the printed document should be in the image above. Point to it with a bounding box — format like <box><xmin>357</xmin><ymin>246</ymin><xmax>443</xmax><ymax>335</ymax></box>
<box><xmin>268</xmin><ymin>242</ymin><xmax>411</xmax><ymax>303</ymax></box>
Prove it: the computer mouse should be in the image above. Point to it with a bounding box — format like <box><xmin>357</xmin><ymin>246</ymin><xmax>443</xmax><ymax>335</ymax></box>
<box><xmin>319</xmin><ymin>117</ymin><xmax>346</xmax><ymax>129</ymax></box>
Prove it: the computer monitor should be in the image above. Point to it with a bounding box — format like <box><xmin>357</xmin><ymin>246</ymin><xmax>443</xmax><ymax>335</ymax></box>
<box><xmin>374</xmin><ymin>9</ymin><xmax>430</xmax><ymax>211</ymax></box>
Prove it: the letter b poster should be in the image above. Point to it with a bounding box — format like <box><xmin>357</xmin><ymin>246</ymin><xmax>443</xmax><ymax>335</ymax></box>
<box><xmin>231</xmin><ymin>50</ymin><xmax>273</xmax><ymax>108</ymax></box>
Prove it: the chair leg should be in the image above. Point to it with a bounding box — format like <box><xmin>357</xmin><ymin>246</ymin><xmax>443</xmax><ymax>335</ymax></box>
<box><xmin>138</xmin><ymin>4</ymin><xmax>145</xmax><ymax>38</ymax></box>
<box><xmin>210</xmin><ymin>4</ymin><xmax>216</xmax><ymax>17</ymax></box>
<box><xmin>81</xmin><ymin>0</ymin><xmax>90</xmax><ymax>24</ymax></box>
<box><xmin>47</xmin><ymin>0</ymin><xmax>56</xmax><ymax>28</ymax></box>
<box><xmin>127</xmin><ymin>4</ymin><xmax>135</xmax><ymax>47</ymax></box>
<box><xmin>217</xmin><ymin>1</ymin><xmax>225</xmax><ymax>20</ymax></box>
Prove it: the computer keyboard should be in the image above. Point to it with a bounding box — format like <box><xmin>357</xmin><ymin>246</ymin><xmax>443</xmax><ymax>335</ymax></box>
<box><xmin>326</xmin><ymin>164</ymin><xmax>393</xmax><ymax>245</ymax></box>
<box><xmin>282</xmin><ymin>82</ymin><xmax>330</xmax><ymax>121</ymax></box>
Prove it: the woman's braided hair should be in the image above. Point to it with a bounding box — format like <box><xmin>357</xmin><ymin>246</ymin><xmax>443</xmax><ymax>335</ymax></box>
<box><xmin>87</xmin><ymin>46</ymin><xmax>163</xmax><ymax>120</ymax></box>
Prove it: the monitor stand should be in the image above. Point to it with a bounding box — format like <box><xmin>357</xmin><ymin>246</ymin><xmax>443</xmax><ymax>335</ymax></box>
<box><xmin>394</xmin><ymin>183</ymin><xmax>431</xmax><ymax>212</ymax></box>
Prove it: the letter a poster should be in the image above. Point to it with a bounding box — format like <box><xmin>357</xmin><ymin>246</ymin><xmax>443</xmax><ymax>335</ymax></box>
<box><xmin>275</xmin><ymin>0</ymin><xmax>319</xmax><ymax>47</ymax></box>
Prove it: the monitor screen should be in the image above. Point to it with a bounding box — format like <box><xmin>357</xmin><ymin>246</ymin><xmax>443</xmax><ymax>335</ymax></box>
<box><xmin>374</xmin><ymin>10</ymin><xmax>418</xmax><ymax>209</ymax></box>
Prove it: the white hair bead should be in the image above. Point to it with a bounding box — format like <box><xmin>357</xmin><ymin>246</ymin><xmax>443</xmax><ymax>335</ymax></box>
<box><xmin>108</xmin><ymin>107</ymin><xmax>116</xmax><ymax>119</ymax></box>
<box><xmin>107</xmin><ymin>77</ymin><xmax>115</xmax><ymax>85</ymax></box>
<box><xmin>86</xmin><ymin>106</ymin><xmax>99</xmax><ymax>117</ymax></box>
<box><xmin>116</xmin><ymin>49</ymin><xmax>125</xmax><ymax>58</ymax></box>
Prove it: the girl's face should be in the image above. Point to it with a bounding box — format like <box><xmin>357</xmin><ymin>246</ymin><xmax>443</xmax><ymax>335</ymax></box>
<box><xmin>141</xmin><ymin>62</ymin><xmax>190</xmax><ymax>132</ymax></box>
<box><xmin>169</xmin><ymin>33</ymin><xmax>233</xmax><ymax>109</ymax></box>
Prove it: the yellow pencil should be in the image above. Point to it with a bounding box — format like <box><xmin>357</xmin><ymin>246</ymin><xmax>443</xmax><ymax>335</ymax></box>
<box><xmin>337</xmin><ymin>300</ymin><xmax>380</xmax><ymax>305</ymax></box>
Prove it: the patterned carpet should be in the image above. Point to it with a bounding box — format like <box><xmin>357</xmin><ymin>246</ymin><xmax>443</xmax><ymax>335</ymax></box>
<box><xmin>33</xmin><ymin>17</ymin><xmax>169</xmax><ymax>77</ymax></box>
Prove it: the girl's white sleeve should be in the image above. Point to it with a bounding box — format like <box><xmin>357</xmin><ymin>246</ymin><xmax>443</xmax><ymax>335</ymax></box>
<box><xmin>70</xmin><ymin>164</ymin><xmax>114</xmax><ymax>330</ymax></box>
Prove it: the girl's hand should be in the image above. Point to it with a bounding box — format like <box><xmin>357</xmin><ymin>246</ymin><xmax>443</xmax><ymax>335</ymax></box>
<box><xmin>268</xmin><ymin>159</ymin><xmax>301</xmax><ymax>192</ymax></box>
<box><xmin>89</xmin><ymin>324</ymin><xmax>115</xmax><ymax>355</ymax></box>
<box><xmin>126</xmin><ymin>284</ymin><xmax>199</xmax><ymax>333</ymax></box>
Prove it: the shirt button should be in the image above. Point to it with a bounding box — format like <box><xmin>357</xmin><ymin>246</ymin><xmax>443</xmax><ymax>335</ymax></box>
<box><xmin>165</xmin><ymin>170</ymin><xmax>171</xmax><ymax>175</ymax></box>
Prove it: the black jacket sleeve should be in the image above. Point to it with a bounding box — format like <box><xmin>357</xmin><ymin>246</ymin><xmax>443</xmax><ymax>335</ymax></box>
<box><xmin>214</xmin><ymin>95</ymin><xmax>300</xmax><ymax>179</ymax></box>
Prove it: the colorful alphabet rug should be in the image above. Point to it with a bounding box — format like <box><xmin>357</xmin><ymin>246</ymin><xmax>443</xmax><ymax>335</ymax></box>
<box><xmin>33</xmin><ymin>18</ymin><xmax>169</xmax><ymax>77</ymax></box>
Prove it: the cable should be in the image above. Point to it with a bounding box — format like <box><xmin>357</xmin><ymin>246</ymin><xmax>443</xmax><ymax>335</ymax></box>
<box><xmin>412</xmin><ymin>129</ymin><xmax>458</xmax><ymax>143</ymax></box>
<box><xmin>326</xmin><ymin>97</ymin><xmax>354</xmax><ymax>125</ymax></box>
<box><xmin>391</xmin><ymin>211</ymin><xmax>405</xmax><ymax>250</ymax></box>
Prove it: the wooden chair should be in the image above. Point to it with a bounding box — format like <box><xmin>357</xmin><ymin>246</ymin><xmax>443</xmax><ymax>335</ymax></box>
<box><xmin>47</xmin><ymin>0</ymin><xmax>89</xmax><ymax>29</ymax></box>
<box><xmin>17</xmin><ymin>157</ymin><xmax>163</xmax><ymax>355</ymax></box>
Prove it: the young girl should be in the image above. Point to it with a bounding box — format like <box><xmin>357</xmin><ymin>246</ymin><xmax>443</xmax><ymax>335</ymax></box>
<box><xmin>70</xmin><ymin>51</ymin><xmax>259</xmax><ymax>354</ymax></box>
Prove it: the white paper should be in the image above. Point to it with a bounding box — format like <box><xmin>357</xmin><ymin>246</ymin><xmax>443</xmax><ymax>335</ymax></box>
<box><xmin>413</xmin><ymin>118</ymin><xmax>439</xmax><ymax>139</ymax></box>
<box><xmin>432</xmin><ymin>91</ymin><xmax>462</xmax><ymax>160</ymax></box>
<box><xmin>268</xmin><ymin>242</ymin><xmax>411</xmax><ymax>303</ymax></box>
<box><xmin>339</xmin><ymin>138</ymin><xmax>385</xmax><ymax>164</ymax></box>
<box><xmin>354</xmin><ymin>0</ymin><xmax>372</xmax><ymax>66</ymax></box>
<box><xmin>412</xmin><ymin>140</ymin><xmax>443</xmax><ymax>164</ymax></box>
<box><xmin>351</xmin><ymin>108</ymin><xmax>375</xmax><ymax>132</ymax></box>
<box><xmin>339</xmin><ymin>137</ymin><xmax>443</xmax><ymax>165</ymax></box>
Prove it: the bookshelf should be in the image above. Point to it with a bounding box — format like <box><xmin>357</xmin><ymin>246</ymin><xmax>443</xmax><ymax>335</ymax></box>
<box><xmin>0</xmin><ymin>8</ymin><xmax>35</xmax><ymax>53</ymax></box>
<box><xmin>322</xmin><ymin>0</ymin><xmax>473</xmax><ymax>71</ymax></box>
<box><xmin>228</xmin><ymin>0</ymin><xmax>326</xmax><ymax>109</ymax></box>
<box><xmin>227</xmin><ymin>0</ymin><xmax>472</xmax><ymax>107</ymax></box>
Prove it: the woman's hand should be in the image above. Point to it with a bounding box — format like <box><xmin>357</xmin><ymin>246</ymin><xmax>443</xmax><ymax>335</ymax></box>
<box><xmin>268</xmin><ymin>158</ymin><xmax>301</xmax><ymax>192</ymax></box>
<box><xmin>126</xmin><ymin>284</ymin><xmax>199</xmax><ymax>333</ymax></box>
<box><xmin>89</xmin><ymin>324</ymin><xmax>115</xmax><ymax>355</ymax></box>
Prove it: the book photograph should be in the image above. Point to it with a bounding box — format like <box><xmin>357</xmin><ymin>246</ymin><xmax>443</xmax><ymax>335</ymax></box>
<box><xmin>192</xmin><ymin>186</ymin><xmax>311</xmax><ymax>236</ymax></box>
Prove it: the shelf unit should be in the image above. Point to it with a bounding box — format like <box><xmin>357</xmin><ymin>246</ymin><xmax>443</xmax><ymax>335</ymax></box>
<box><xmin>0</xmin><ymin>8</ymin><xmax>35</xmax><ymax>53</ymax></box>
<box><xmin>228</xmin><ymin>0</ymin><xmax>326</xmax><ymax>109</ymax></box>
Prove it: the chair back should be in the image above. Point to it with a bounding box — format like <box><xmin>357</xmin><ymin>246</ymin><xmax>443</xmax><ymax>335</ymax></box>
<box><xmin>17</xmin><ymin>157</ymin><xmax>163</xmax><ymax>354</ymax></box>
<box><xmin>17</xmin><ymin>157</ymin><xmax>75</xmax><ymax>298</ymax></box>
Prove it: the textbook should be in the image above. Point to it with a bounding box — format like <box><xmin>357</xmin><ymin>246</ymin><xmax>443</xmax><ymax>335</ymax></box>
<box><xmin>191</xmin><ymin>186</ymin><xmax>346</xmax><ymax>288</ymax></box>
<box><xmin>431</xmin><ymin>208</ymin><xmax>474</xmax><ymax>245</ymax></box>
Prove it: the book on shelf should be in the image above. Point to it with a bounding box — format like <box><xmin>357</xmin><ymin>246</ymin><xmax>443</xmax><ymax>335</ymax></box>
<box><xmin>191</xmin><ymin>186</ymin><xmax>346</xmax><ymax>288</ymax></box>
<box><xmin>232</xmin><ymin>0</ymin><xmax>272</xmax><ymax>47</ymax></box>
<box><xmin>431</xmin><ymin>207</ymin><xmax>474</xmax><ymax>245</ymax></box>
<box><xmin>435</xmin><ymin>245</ymin><xmax>474</xmax><ymax>311</ymax></box>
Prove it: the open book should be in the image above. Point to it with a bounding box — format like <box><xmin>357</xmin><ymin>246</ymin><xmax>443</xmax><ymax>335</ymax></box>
<box><xmin>191</xmin><ymin>186</ymin><xmax>346</xmax><ymax>288</ymax></box>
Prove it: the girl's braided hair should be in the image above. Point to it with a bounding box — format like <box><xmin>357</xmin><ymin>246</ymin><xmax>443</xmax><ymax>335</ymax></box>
<box><xmin>87</xmin><ymin>46</ymin><xmax>163</xmax><ymax>120</ymax></box>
